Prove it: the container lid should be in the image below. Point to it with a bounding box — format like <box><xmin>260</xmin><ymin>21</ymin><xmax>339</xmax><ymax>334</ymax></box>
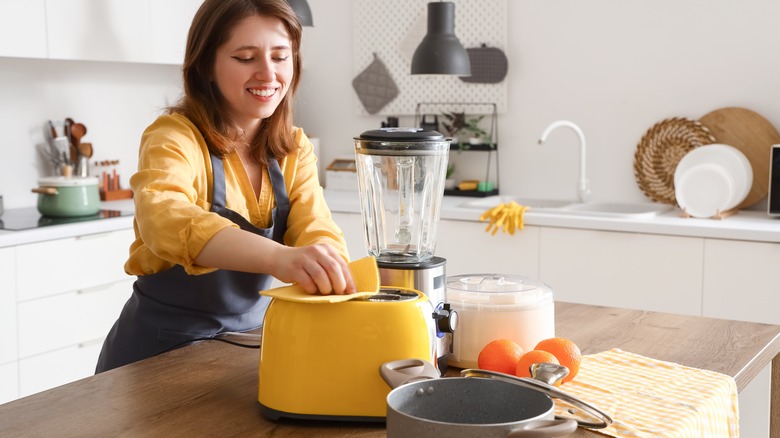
<box><xmin>446</xmin><ymin>274</ymin><xmax>553</xmax><ymax>308</ymax></box>
<box><xmin>38</xmin><ymin>176</ymin><xmax>99</xmax><ymax>187</ymax></box>
<box><xmin>354</xmin><ymin>127</ymin><xmax>449</xmax><ymax>155</ymax></box>
<box><xmin>356</xmin><ymin>127</ymin><xmax>445</xmax><ymax>142</ymax></box>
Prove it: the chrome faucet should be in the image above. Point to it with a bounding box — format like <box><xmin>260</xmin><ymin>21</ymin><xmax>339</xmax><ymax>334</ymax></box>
<box><xmin>538</xmin><ymin>120</ymin><xmax>591</xmax><ymax>203</ymax></box>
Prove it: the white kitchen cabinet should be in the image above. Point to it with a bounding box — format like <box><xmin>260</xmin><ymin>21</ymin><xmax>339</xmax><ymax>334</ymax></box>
<box><xmin>0</xmin><ymin>247</ymin><xmax>17</xmax><ymax>366</ymax></box>
<box><xmin>539</xmin><ymin>227</ymin><xmax>704</xmax><ymax>316</ymax></box>
<box><xmin>0</xmin><ymin>0</ymin><xmax>47</xmax><ymax>58</ymax></box>
<box><xmin>436</xmin><ymin>220</ymin><xmax>540</xmax><ymax>278</ymax></box>
<box><xmin>702</xmin><ymin>239</ymin><xmax>780</xmax><ymax>325</ymax></box>
<box><xmin>46</xmin><ymin>0</ymin><xmax>152</xmax><ymax>63</ymax></box>
<box><xmin>148</xmin><ymin>0</ymin><xmax>203</xmax><ymax>64</ymax></box>
<box><xmin>18</xmin><ymin>279</ymin><xmax>133</xmax><ymax>358</ymax></box>
<box><xmin>19</xmin><ymin>340</ymin><xmax>104</xmax><ymax>397</ymax></box>
<box><xmin>4</xmin><ymin>227</ymin><xmax>135</xmax><ymax>401</ymax></box>
<box><xmin>0</xmin><ymin>361</ymin><xmax>18</xmax><ymax>404</ymax></box>
<box><xmin>16</xmin><ymin>228</ymin><xmax>133</xmax><ymax>302</ymax></box>
<box><xmin>45</xmin><ymin>0</ymin><xmax>200</xmax><ymax>64</ymax></box>
<box><xmin>700</xmin><ymin>239</ymin><xmax>778</xmax><ymax>438</ymax></box>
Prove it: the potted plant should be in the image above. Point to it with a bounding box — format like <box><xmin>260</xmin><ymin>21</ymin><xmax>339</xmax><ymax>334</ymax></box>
<box><xmin>441</xmin><ymin>111</ymin><xmax>491</xmax><ymax>146</ymax></box>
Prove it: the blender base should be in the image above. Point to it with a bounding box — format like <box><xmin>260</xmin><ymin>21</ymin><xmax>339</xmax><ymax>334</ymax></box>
<box><xmin>377</xmin><ymin>257</ymin><xmax>454</xmax><ymax>375</ymax></box>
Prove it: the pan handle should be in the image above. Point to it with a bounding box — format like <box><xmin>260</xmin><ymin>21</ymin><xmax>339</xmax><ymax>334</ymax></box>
<box><xmin>506</xmin><ymin>419</ymin><xmax>578</xmax><ymax>438</ymax></box>
<box><xmin>380</xmin><ymin>359</ymin><xmax>439</xmax><ymax>389</ymax></box>
<box><xmin>32</xmin><ymin>187</ymin><xmax>59</xmax><ymax>195</ymax></box>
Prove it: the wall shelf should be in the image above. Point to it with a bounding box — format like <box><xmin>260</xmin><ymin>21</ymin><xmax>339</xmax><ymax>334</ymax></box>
<box><xmin>415</xmin><ymin>102</ymin><xmax>499</xmax><ymax>197</ymax></box>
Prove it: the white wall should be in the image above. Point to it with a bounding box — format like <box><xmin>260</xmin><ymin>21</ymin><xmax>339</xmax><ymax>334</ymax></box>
<box><xmin>298</xmin><ymin>0</ymin><xmax>780</xmax><ymax>208</ymax></box>
<box><xmin>2</xmin><ymin>0</ymin><xmax>778</xmax><ymax>210</ymax></box>
<box><xmin>0</xmin><ymin>57</ymin><xmax>181</xmax><ymax>209</ymax></box>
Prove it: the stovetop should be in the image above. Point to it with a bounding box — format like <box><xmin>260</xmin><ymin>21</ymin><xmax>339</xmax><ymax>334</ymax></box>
<box><xmin>0</xmin><ymin>207</ymin><xmax>133</xmax><ymax>231</ymax></box>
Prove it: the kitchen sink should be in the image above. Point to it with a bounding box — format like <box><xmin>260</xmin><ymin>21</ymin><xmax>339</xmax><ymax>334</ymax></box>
<box><xmin>460</xmin><ymin>196</ymin><xmax>672</xmax><ymax>218</ymax></box>
<box><xmin>459</xmin><ymin>196</ymin><xmax>574</xmax><ymax>210</ymax></box>
<box><xmin>551</xmin><ymin>202</ymin><xmax>673</xmax><ymax>219</ymax></box>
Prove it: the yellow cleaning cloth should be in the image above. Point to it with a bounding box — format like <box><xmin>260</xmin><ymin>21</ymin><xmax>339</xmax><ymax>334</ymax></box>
<box><xmin>557</xmin><ymin>348</ymin><xmax>739</xmax><ymax>437</ymax></box>
<box><xmin>259</xmin><ymin>256</ymin><xmax>380</xmax><ymax>303</ymax></box>
<box><xmin>480</xmin><ymin>201</ymin><xmax>528</xmax><ymax>235</ymax></box>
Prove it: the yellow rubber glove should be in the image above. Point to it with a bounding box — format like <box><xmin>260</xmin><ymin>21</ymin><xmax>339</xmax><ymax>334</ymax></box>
<box><xmin>479</xmin><ymin>201</ymin><xmax>529</xmax><ymax>236</ymax></box>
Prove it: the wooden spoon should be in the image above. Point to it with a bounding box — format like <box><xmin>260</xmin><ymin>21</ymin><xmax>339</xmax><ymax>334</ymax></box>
<box><xmin>70</xmin><ymin>123</ymin><xmax>87</xmax><ymax>152</ymax></box>
<box><xmin>78</xmin><ymin>142</ymin><xmax>93</xmax><ymax>158</ymax></box>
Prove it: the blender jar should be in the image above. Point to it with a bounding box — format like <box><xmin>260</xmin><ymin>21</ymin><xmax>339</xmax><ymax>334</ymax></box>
<box><xmin>354</xmin><ymin>128</ymin><xmax>450</xmax><ymax>263</ymax></box>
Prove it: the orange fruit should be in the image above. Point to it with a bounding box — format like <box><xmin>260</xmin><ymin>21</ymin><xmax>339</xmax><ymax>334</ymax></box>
<box><xmin>515</xmin><ymin>350</ymin><xmax>559</xmax><ymax>379</ymax></box>
<box><xmin>477</xmin><ymin>339</ymin><xmax>524</xmax><ymax>375</ymax></box>
<box><xmin>535</xmin><ymin>337</ymin><xmax>582</xmax><ymax>383</ymax></box>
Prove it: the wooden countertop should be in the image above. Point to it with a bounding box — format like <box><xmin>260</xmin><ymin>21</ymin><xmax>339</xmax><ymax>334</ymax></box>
<box><xmin>2</xmin><ymin>302</ymin><xmax>779</xmax><ymax>437</ymax></box>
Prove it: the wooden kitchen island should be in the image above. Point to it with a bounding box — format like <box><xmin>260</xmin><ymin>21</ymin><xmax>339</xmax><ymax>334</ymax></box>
<box><xmin>1</xmin><ymin>302</ymin><xmax>779</xmax><ymax>437</ymax></box>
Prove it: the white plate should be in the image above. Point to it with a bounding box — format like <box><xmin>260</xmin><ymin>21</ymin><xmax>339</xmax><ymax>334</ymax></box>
<box><xmin>674</xmin><ymin>144</ymin><xmax>753</xmax><ymax>210</ymax></box>
<box><xmin>675</xmin><ymin>163</ymin><xmax>735</xmax><ymax>218</ymax></box>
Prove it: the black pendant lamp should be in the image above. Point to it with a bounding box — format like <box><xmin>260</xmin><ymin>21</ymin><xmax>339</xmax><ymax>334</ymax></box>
<box><xmin>287</xmin><ymin>0</ymin><xmax>313</xmax><ymax>27</ymax></box>
<box><xmin>411</xmin><ymin>1</ymin><xmax>471</xmax><ymax>75</ymax></box>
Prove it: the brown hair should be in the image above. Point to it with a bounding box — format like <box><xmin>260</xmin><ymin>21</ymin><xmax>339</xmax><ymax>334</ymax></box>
<box><xmin>170</xmin><ymin>0</ymin><xmax>303</xmax><ymax>164</ymax></box>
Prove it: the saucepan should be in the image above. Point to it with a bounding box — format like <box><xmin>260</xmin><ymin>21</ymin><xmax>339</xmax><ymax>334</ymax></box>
<box><xmin>32</xmin><ymin>176</ymin><xmax>101</xmax><ymax>217</ymax></box>
<box><xmin>380</xmin><ymin>359</ymin><xmax>611</xmax><ymax>438</ymax></box>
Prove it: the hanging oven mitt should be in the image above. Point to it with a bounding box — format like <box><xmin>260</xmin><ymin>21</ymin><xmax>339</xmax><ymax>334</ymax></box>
<box><xmin>260</xmin><ymin>256</ymin><xmax>380</xmax><ymax>303</ymax></box>
<box><xmin>459</xmin><ymin>44</ymin><xmax>509</xmax><ymax>84</ymax></box>
<box><xmin>480</xmin><ymin>201</ymin><xmax>529</xmax><ymax>235</ymax></box>
<box><xmin>351</xmin><ymin>53</ymin><xmax>399</xmax><ymax>115</ymax></box>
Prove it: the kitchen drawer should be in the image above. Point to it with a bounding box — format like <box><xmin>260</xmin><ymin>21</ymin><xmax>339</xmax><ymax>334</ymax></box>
<box><xmin>0</xmin><ymin>361</ymin><xmax>19</xmax><ymax>404</ymax></box>
<box><xmin>18</xmin><ymin>279</ymin><xmax>133</xmax><ymax>358</ymax></box>
<box><xmin>436</xmin><ymin>220</ymin><xmax>541</xmax><ymax>278</ymax></box>
<box><xmin>0</xmin><ymin>246</ymin><xmax>17</xmax><ymax>364</ymax></box>
<box><xmin>16</xmin><ymin>228</ymin><xmax>134</xmax><ymax>301</ymax></box>
<box><xmin>703</xmin><ymin>239</ymin><xmax>780</xmax><ymax>325</ymax></box>
<box><xmin>19</xmin><ymin>340</ymin><xmax>103</xmax><ymax>397</ymax></box>
<box><xmin>539</xmin><ymin>228</ymin><xmax>704</xmax><ymax>316</ymax></box>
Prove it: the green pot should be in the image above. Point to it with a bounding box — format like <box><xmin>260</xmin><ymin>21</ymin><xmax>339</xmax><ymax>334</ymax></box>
<box><xmin>33</xmin><ymin>176</ymin><xmax>100</xmax><ymax>217</ymax></box>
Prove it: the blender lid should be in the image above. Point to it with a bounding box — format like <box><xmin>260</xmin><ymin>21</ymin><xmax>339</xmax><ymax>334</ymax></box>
<box><xmin>446</xmin><ymin>274</ymin><xmax>553</xmax><ymax>308</ymax></box>
<box><xmin>356</xmin><ymin>127</ymin><xmax>445</xmax><ymax>142</ymax></box>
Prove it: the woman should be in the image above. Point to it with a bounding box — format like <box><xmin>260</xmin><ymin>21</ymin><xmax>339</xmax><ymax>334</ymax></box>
<box><xmin>96</xmin><ymin>0</ymin><xmax>355</xmax><ymax>373</ymax></box>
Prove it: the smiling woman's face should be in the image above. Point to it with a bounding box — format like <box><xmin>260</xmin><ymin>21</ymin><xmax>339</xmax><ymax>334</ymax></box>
<box><xmin>213</xmin><ymin>14</ymin><xmax>293</xmax><ymax>136</ymax></box>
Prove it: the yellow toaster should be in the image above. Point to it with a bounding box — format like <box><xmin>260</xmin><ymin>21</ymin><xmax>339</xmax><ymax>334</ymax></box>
<box><xmin>258</xmin><ymin>288</ymin><xmax>436</xmax><ymax>421</ymax></box>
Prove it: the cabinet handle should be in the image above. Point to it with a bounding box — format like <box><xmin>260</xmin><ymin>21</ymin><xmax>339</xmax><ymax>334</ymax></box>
<box><xmin>75</xmin><ymin>233</ymin><xmax>108</xmax><ymax>241</ymax></box>
<box><xmin>76</xmin><ymin>284</ymin><xmax>110</xmax><ymax>295</ymax></box>
<box><xmin>78</xmin><ymin>338</ymin><xmax>105</xmax><ymax>349</ymax></box>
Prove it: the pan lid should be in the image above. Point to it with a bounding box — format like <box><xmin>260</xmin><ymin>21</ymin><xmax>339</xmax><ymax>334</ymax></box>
<box><xmin>37</xmin><ymin>176</ymin><xmax>99</xmax><ymax>187</ymax></box>
<box><xmin>462</xmin><ymin>367</ymin><xmax>613</xmax><ymax>430</ymax></box>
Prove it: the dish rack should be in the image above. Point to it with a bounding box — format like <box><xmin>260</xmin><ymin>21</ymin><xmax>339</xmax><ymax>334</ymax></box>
<box><xmin>414</xmin><ymin>102</ymin><xmax>499</xmax><ymax>197</ymax></box>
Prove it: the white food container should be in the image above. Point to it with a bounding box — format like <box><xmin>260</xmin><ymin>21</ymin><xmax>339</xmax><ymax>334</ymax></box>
<box><xmin>446</xmin><ymin>274</ymin><xmax>555</xmax><ymax>369</ymax></box>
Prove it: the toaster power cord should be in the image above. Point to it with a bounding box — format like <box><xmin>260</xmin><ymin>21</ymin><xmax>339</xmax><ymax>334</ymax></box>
<box><xmin>153</xmin><ymin>331</ymin><xmax>262</xmax><ymax>357</ymax></box>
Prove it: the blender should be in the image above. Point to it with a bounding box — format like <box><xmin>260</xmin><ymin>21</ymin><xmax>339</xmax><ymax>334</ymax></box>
<box><xmin>354</xmin><ymin>128</ymin><xmax>458</xmax><ymax>373</ymax></box>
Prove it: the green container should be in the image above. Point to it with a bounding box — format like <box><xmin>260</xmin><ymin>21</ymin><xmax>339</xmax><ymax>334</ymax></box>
<box><xmin>34</xmin><ymin>176</ymin><xmax>100</xmax><ymax>217</ymax></box>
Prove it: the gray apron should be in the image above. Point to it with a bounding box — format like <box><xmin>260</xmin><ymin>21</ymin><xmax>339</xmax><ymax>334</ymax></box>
<box><xmin>96</xmin><ymin>153</ymin><xmax>290</xmax><ymax>373</ymax></box>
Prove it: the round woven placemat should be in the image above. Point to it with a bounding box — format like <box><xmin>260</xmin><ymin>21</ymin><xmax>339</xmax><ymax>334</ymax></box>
<box><xmin>634</xmin><ymin>117</ymin><xmax>716</xmax><ymax>205</ymax></box>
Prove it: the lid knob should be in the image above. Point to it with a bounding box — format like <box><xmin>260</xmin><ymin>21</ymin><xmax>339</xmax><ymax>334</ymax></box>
<box><xmin>433</xmin><ymin>303</ymin><xmax>458</xmax><ymax>333</ymax></box>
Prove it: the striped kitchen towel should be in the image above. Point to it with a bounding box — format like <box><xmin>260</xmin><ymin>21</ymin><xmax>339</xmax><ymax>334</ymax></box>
<box><xmin>556</xmin><ymin>348</ymin><xmax>739</xmax><ymax>437</ymax></box>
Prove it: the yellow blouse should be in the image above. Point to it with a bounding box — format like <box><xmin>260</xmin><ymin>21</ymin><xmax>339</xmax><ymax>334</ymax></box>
<box><xmin>125</xmin><ymin>113</ymin><xmax>349</xmax><ymax>276</ymax></box>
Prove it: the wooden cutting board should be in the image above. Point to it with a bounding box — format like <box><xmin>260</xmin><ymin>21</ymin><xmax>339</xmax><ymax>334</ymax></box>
<box><xmin>699</xmin><ymin>107</ymin><xmax>780</xmax><ymax>209</ymax></box>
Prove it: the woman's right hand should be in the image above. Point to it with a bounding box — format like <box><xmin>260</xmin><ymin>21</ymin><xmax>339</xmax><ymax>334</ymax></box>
<box><xmin>272</xmin><ymin>244</ymin><xmax>356</xmax><ymax>295</ymax></box>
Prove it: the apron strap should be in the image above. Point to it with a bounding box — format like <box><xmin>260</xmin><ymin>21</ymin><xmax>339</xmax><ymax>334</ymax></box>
<box><xmin>209</xmin><ymin>152</ymin><xmax>228</xmax><ymax>208</ymax></box>
<box><xmin>266</xmin><ymin>158</ymin><xmax>290</xmax><ymax>243</ymax></box>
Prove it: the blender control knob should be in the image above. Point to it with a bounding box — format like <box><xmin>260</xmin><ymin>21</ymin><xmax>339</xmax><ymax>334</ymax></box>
<box><xmin>433</xmin><ymin>304</ymin><xmax>458</xmax><ymax>333</ymax></box>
